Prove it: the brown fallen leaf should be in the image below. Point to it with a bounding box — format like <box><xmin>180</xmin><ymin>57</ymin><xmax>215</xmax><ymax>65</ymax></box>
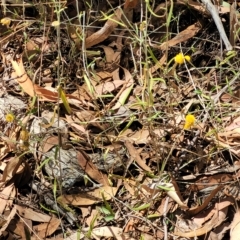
<box><xmin>85</xmin><ymin>8</ymin><xmax>122</xmax><ymax>48</ymax></box>
<box><xmin>159</xmin><ymin>22</ymin><xmax>201</xmax><ymax>50</ymax></box>
<box><xmin>57</xmin><ymin>185</ymin><xmax>118</xmax><ymax>206</ymax></box>
<box><xmin>124</xmin><ymin>0</ymin><xmax>138</xmax><ymax>9</ymax></box>
<box><xmin>149</xmin><ymin>53</ymin><xmax>167</xmax><ymax>74</ymax></box>
<box><xmin>0</xmin><ymin>205</ymin><xmax>17</xmax><ymax>237</ymax></box>
<box><xmin>95</xmin><ymin>80</ymin><xmax>125</xmax><ymax>96</ymax></box>
<box><xmin>65</xmin><ymin>115</ymin><xmax>88</xmax><ymax>134</ymax></box>
<box><xmin>0</xmin><ymin>156</ymin><xmax>23</xmax><ymax>186</ymax></box>
<box><xmin>11</xmin><ymin>58</ymin><xmax>82</xmax><ymax>104</ymax></box>
<box><xmin>143</xmin><ymin>180</ymin><xmax>188</xmax><ymax>210</ymax></box>
<box><xmin>119</xmin><ymin>128</ymin><xmax>165</xmax><ymax>144</ymax></box>
<box><xmin>38</xmin><ymin>136</ymin><xmax>59</xmax><ymax>159</ymax></box>
<box><xmin>91</xmin><ymin>226</ymin><xmax>123</xmax><ymax>240</ymax></box>
<box><xmin>84</xmin><ymin>208</ymin><xmax>99</xmax><ymax>227</ymax></box>
<box><xmin>99</xmin><ymin>45</ymin><xmax>115</xmax><ymax>63</ymax></box>
<box><xmin>177</xmin><ymin>0</ymin><xmax>208</xmax><ymax>15</ymax></box>
<box><xmin>16</xmin><ymin>205</ymin><xmax>52</xmax><ymax>222</ymax></box>
<box><xmin>187</xmin><ymin>186</ymin><xmax>224</xmax><ymax>216</ymax></box>
<box><xmin>77</xmin><ymin>151</ymin><xmax>110</xmax><ymax>186</ymax></box>
<box><xmin>72</xmin><ymin>71</ymin><xmax>113</xmax><ymax>102</ymax></box>
<box><xmin>7</xmin><ymin>218</ymin><xmax>32</xmax><ymax>239</ymax></box>
<box><xmin>125</xmin><ymin>140</ymin><xmax>151</xmax><ymax>172</ymax></box>
<box><xmin>157</xmin><ymin>197</ymin><xmax>174</xmax><ymax>217</ymax></box>
<box><xmin>74</xmin><ymin>110</ymin><xmax>95</xmax><ymax>122</ymax></box>
<box><xmin>188</xmin><ymin>174</ymin><xmax>232</xmax><ymax>192</ymax></box>
<box><xmin>11</xmin><ymin>59</ymin><xmax>57</xmax><ymax>101</ymax></box>
<box><xmin>0</xmin><ymin>184</ymin><xmax>15</xmax><ymax>214</ymax></box>
<box><xmin>33</xmin><ymin>218</ymin><xmax>61</xmax><ymax>239</ymax></box>
<box><xmin>224</xmin><ymin>116</ymin><xmax>240</xmax><ymax>131</ymax></box>
<box><xmin>199</xmin><ymin>198</ymin><xmax>231</xmax><ymax>228</ymax></box>
<box><xmin>209</xmin><ymin>222</ymin><xmax>231</xmax><ymax>240</ymax></box>
<box><xmin>230</xmin><ymin>208</ymin><xmax>240</xmax><ymax>240</ymax></box>
<box><xmin>217</xmin><ymin>128</ymin><xmax>240</xmax><ymax>146</ymax></box>
<box><xmin>174</xmin><ymin>198</ymin><xmax>233</xmax><ymax>237</ymax></box>
<box><xmin>0</xmin><ymin>141</ymin><xmax>11</xmax><ymax>161</ymax></box>
<box><xmin>230</xmin><ymin>3</ymin><xmax>238</xmax><ymax>47</ymax></box>
<box><xmin>123</xmin><ymin>179</ymin><xmax>137</xmax><ymax>196</ymax></box>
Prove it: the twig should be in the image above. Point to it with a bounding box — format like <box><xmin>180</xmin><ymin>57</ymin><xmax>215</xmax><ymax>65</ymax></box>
<box><xmin>163</xmin><ymin>197</ymin><xmax>169</xmax><ymax>240</ymax></box>
<box><xmin>201</xmin><ymin>0</ymin><xmax>233</xmax><ymax>51</ymax></box>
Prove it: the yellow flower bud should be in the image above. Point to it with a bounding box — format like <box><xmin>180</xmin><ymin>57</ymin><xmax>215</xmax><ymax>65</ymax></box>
<box><xmin>20</xmin><ymin>129</ymin><xmax>29</xmax><ymax>142</ymax></box>
<box><xmin>184</xmin><ymin>114</ymin><xmax>195</xmax><ymax>130</ymax></box>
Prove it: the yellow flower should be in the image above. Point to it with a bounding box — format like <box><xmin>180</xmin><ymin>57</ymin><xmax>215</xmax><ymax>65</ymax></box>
<box><xmin>184</xmin><ymin>114</ymin><xmax>195</xmax><ymax>130</ymax></box>
<box><xmin>174</xmin><ymin>53</ymin><xmax>191</xmax><ymax>64</ymax></box>
<box><xmin>0</xmin><ymin>17</ymin><xmax>11</xmax><ymax>27</ymax></box>
<box><xmin>184</xmin><ymin>55</ymin><xmax>191</xmax><ymax>62</ymax></box>
<box><xmin>5</xmin><ymin>113</ymin><xmax>15</xmax><ymax>122</ymax></box>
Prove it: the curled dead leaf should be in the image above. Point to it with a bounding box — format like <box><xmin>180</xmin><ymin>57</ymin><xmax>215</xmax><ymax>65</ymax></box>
<box><xmin>11</xmin><ymin>58</ymin><xmax>82</xmax><ymax>104</ymax></box>
<box><xmin>85</xmin><ymin>8</ymin><xmax>122</xmax><ymax>48</ymax></box>
<box><xmin>159</xmin><ymin>23</ymin><xmax>201</xmax><ymax>50</ymax></box>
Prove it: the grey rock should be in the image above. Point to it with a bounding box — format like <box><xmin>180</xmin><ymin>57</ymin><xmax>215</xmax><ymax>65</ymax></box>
<box><xmin>43</xmin><ymin>147</ymin><xmax>84</xmax><ymax>188</ymax></box>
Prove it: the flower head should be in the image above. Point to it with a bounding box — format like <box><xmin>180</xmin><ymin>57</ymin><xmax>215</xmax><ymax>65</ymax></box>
<box><xmin>0</xmin><ymin>18</ymin><xmax>11</xmax><ymax>27</ymax></box>
<box><xmin>184</xmin><ymin>114</ymin><xmax>195</xmax><ymax>130</ymax></box>
<box><xmin>5</xmin><ymin>113</ymin><xmax>15</xmax><ymax>122</ymax></box>
<box><xmin>174</xmin><ymin>53</ymin><xmax>191</xmax><ymax>65</ymax></box>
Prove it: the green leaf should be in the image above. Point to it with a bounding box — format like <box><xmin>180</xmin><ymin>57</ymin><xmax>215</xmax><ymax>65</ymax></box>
<box><xmin>104</xmin><ymin>215</ymin><xmax>115</xmax><ymax>222</ymax></box>
<box><xmin>99</xmin><ymin>206</ymin><xmax>111</xmax><ymax>215</ymax></box>
<box><xmin>132</xmin><ymin>203</ymin><xmax>151</xmax><ymax>211</ymax></box>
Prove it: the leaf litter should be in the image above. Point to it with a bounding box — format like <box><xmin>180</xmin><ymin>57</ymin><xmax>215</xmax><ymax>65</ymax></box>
<box><xmin>0</xmin><ymin>0</ymin><xmax>240</xmax><ymax>239</ymax></box>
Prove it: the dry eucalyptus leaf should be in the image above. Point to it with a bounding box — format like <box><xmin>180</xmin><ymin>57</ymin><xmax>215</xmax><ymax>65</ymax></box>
<box><xmin>1</xmin><ymin>157</ymin><xmax>22</xmax><ymax>184</ymax></box>
<box><xmin>16</xmin><ymin>205</ymin><xmax>52</xmax><ymax>222</ymax></box>
<box><xmin>91</xmin><ymin>226</ymin><xmax>123</xmax><ymax>240</ymax></box>
<box><xmin>231</xmin><ymin>209</ymin><xmax>240</xmax><ymax>240</ymax></box>
<box><xmin>125</xmin><ymin>141</ymin><xmax>151</xmax><ymax>172</ymax></box>
<box><xmin>0</xmin><ymin>184</ymin><xmax>15</xmax><ymax>214</ymax></box>
<box><xmin>77</xmin><ymin>151</ymin><xmax>110</xmax><ymax>186</ymax></box>
<box><xmin>85</xmin><ymin>8</ymin><xmax>122</xmax><ymax>48</ymax></box>
<box><xmin>0</xmin><ymin>206</ymin><xmax>17</xmax><ymax>237</ymax></box>
<box><xmin>33</xmin><ymin>218</ymin><xmax>61</xmax><ymax>238</ymax></box>
<box><xmin>175</xmin><ymin>198</ymin><xmax>233</xmax><ymax>237</ymax></box>
<box><xmin>11</xmin><ymin>58</ymin><xmax>82</xmax><ymax>104</ymax></box>
<box><xmin>160</xmin><ymin>22</ymin><xmax>201</xmax><ymax>50</ymax></box>
<box><xmin>95</xmin><ymin>80</ymin><xmax>125</xmax><ymax>95</ymax></box>
<box><xmin>57</xmin><ymin>186</ymin><xmax>118</xmax><ymax>206</ymax></box>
